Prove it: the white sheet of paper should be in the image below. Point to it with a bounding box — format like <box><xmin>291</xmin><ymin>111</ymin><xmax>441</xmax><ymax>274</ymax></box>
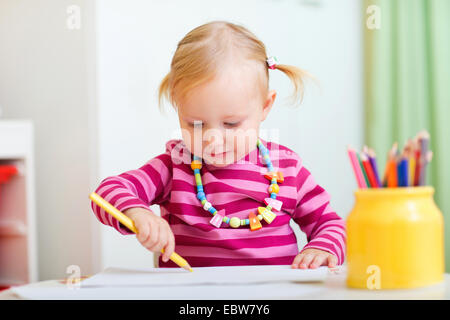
<box><xmin>80</xmin><ymin>265</ymin><xmax>328</xmax><ymax>287</ymax></box>
<box><xmin>10</xmin><ymin>265</ymin><xmax>330</xmax><ymax>300</ymax></box>
<box><xmin>11</xmin><ymin>282</ymin><xmax>328</xmax><ymax>300</ymax></box>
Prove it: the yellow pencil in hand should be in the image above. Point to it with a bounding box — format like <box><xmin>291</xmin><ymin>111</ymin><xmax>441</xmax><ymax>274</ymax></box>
<box><xmin>89</xmin><ymin>192</ymin><xmax>193</xmax><ymax>272</ymax></box>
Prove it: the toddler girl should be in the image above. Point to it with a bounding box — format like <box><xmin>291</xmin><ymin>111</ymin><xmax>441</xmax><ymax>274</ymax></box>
<box><xmin>91</xmin><ymin>21</ymin><xmax>346</xmax><ymax>269</ymax></box>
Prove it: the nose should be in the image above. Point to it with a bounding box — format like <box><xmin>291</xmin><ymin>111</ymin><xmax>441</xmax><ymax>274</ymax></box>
<box><xmin>201</xmin><ymin>128</ymin><xmax>228</xmax><ymax>156</ymax></box>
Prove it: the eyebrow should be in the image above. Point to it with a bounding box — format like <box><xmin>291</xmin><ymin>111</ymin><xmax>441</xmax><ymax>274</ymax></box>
<box><xmin>184</xmin><ymin>115</ymin><xmax>246</xmax><ymax>122</ymax></box>
<box><xmin>223</xmin><ymin>115</ymin><xmax>244</xmax><ymax>120</ymax></box>
<box><xmin>182</xmin><ymin>115</ymin><xmax>203</xmax><ymax>122</ymax></box>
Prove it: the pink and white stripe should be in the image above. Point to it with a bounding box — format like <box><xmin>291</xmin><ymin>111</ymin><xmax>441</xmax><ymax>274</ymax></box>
<box><xmin>91</xmin><ymin>139</ymin><xmax>346</xmax><ymax>267</ymax></box>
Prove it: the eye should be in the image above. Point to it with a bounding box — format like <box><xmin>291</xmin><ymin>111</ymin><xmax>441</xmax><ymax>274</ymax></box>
<box><xmin>224</xmin><ymin>122</ymin><xmax>240</xmax><ymax>128</ymax></box>
<box><xmin>188</xmin><ymin>121</ymin><xmax>203</xmax><ymax>128</ymax></box>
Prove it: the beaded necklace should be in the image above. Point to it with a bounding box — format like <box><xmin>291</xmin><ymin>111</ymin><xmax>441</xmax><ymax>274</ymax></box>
<box><xmin>190</xmin><ymin>139</ymin><xmax>284</xmax><ymax>231</ymax></box>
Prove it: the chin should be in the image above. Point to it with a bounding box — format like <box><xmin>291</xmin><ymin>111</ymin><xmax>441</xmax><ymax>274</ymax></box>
<box><xmin>204</xmin><ymin>154</ymin><xmax>236</xmax><ymax>167</ymax></box>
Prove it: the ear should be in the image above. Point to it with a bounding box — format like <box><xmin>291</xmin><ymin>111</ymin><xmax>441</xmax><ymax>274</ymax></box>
<box><xmin>261</xmin><ymin>89</ymin><xmax>277</xmax><ymax>122</ymax></box>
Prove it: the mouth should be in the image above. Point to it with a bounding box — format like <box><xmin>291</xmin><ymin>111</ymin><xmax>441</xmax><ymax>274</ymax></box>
<box><xmin>210</xmin><ymin>151</ymin><xmax>228</xmax><ymax>157</ymax></box>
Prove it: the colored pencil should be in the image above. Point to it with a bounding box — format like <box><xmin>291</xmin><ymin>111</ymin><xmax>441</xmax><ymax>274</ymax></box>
<box><xmin>361</xmin><ymin>152</ymin><xmax>379</xmax><ymax>188</ymax></box>
<box><xmin>89</xmin><ymin>192</ymin><xmax>193</xmax><ymax>272</ymax></box>
<box><xmin>398</xmin><ymin>157</ymin><xmax>409</xmax><ymax>187</ymax></box>
<box><xmin>406</xmin><ymin>139</ymin><xmax>416</xmax><ymax>186</ymax></box>
<box><xmin>357</xmin><ymin>152</ymin><xmax>370</xmax><ymax>188</ymax></box>
<box><xmin>368</xmin><ymin>148</ymin><xmax>382</xmax><ymax>188</ymax></box>
<box><xmin>418</xmin><ymin>130</ymin><xmax>430</xmax><ymax>186</ymax></box>
<box><xmin>346</xmin><ymin>131</ymin><xmax>432</xmax><ymax>189</ymax></box>
<box><xmin>383</xmin><ymin>143</ymin><xmax>396</xmax><ymax>187</ymax></box>
<box><xmin>347</xmin><ymin>146</ymin><xmax>367</xmax><ymax>188</ymax></box>
<box><xmin>413</xmin><ymin>136</ymin><xmax>422</xmax><ymax>186</ymax></box>
<box><xmin>419</xmin><ymin>150</ymin><xmax>433</xmax><ymax>186</ymax></box>
<box><xmin>409</xmin><ymin>156</ymin><xmax>416</xmax><ymax>186</ymax></box>
<box><xmin>382</xmin><ymin>143</ymin><xmax>395</xmax><ymax>185</ymax></box>
<box><xmin>387</xmin><ymin>144</ymin><xmax>398</xmax><ymax>188</ymax></box>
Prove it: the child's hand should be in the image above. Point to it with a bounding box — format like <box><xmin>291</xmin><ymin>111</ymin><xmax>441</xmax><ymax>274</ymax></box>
<box><xmin>291</xmin><ymin>248</ymin><xmax>337</xmax><ymax>269</ymax></box>
<box><xmin>124</xmin><ymin>207</ymin><xmax>175</xmax><ymax>263</ymax></box>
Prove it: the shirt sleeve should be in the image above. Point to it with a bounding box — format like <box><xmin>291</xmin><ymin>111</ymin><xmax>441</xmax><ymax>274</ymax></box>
<box><xmin>291</xmin><ymin>157</ymin><xmax>346</xmax><ymax>265</ymax></box>
<box><xmin>90</xmin><ymin>150</ymin><xmax>173</xmax><ymax>235</ymax></box>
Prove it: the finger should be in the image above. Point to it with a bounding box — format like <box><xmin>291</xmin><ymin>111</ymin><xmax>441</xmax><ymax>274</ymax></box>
<box><xmin>299</xmin><ymin>254</ymin><xmax>315</xmax><ymax>269</ymax></box>
<box><xmin>327</xmin><ymin>254</ymin><xmax>338</xmax><ymax>268</ymax></box>
<box><xmin>163</xmin><ymin>230</ymin><xmax>176</xmax><ymax>263</ymax></box>
<box><xmin>144</xmin><ymin>221</ymin><xmax>159</xmax><ymax>250</ymax></box>
<box><xmin>135</xmin><ymin>220</ymin><xmax>150</xmax><ymax>244</ymax></box>
<box><xmin>149</xmin><ymin>223</ymin><xmax>167</xmax><ymax>253</ymax></box>
<box><xmin>291</xmin><ymin>254</ymin><xmax>304</xmax><ymax>269</ymax></box>
<box><xmin>310</xmin><ymin>255</ymin><xmax>327</xmax><ymax>269</ymax></box>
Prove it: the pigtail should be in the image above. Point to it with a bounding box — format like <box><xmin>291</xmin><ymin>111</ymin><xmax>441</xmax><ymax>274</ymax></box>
<box><xmin>274</xmin><ymin>64</ymin><xmax>316</xmax><ymax>107</ymax></box>
<box><xmin>158</xmin><ymin>72</ymin><xmax>171</xmax><ymax>113</ymax></box>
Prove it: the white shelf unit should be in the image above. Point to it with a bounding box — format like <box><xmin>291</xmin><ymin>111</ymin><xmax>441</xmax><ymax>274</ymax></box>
<box><xmin>0</xmin><ymin>120</ymin><xmax>37</xmax><ymax>286</ymax></box>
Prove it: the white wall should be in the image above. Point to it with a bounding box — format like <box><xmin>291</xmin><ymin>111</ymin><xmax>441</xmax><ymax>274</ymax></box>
<box><xmin>96</xmin><ymin>0</ymin><xmax>363</xmax><ymax>269</ymax></box>
<box><xmin>0</xmin><ymin>0</ymin><xmax>363</xmax><ymax>278</ymax></box>
<box><xmin>0</xmin><ymin>0</ymin><xmax>99</xmax><ymax>280</ymax></box>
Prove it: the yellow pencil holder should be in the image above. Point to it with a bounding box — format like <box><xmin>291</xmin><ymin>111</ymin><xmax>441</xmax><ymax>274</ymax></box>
<box><xmin>346</xmin><ymin>186</ymin><xmax>445</xmax><ymax>289</ymax></box>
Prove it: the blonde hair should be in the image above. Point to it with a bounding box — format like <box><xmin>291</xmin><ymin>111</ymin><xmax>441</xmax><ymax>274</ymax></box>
<box><xmin>158</xmin><ymin>21</ymin><xmax>311</xmax><ymax>111</ymax></box>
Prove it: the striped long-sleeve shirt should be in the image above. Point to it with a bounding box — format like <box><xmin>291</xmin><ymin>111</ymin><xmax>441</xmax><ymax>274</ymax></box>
<box><xmin>91</xmin><ymin>139</ymin><xmax>346</xmax><ymax>267</ymax></box>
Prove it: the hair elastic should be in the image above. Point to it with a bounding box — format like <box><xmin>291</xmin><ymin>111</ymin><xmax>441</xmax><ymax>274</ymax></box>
<box><xmin>266</xmin><ymin>56</ymin><xmax>278</xmax><ymax>70</ymax></box>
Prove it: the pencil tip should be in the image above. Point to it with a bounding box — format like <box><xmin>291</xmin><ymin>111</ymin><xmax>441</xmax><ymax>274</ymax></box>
<box><xmin>417</xmin><ymin>129</ymin><xmax>430</xmax><ymax>139</ymax></box>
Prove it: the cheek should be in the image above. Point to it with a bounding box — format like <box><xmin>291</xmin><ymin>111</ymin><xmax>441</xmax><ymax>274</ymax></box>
<box><xmin>181</xmin><ymin>126</ymin><xmax>213</xmax><ymax>158</ymax></box>
<box><xmin>227</xmin><ymin>129</ymin><xmax>259</xmax><ymax>155</ymax></box>
<box><xmin>179</xmin><ymin>125</ymin><xmax>192</xmax><ymax>145</ymax></box>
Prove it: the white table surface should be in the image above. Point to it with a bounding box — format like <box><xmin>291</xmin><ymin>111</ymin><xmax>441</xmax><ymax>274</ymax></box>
<box><xmin>1</xmin><ymin>267</ymin><xmax>448</xmax><ymax>300</ymax></box>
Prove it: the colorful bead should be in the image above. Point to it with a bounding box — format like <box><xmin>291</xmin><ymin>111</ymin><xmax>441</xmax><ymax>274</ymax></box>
<box><xmin>191</xmin><ymin>160</ymin><xmax>202</xmax><ymax>170</ymax></box>
<box><xmin>192</xmin><ymin>139</ymin><xmax>283</xmax><ymax>230</ymax></box>
<box><xmin>258</xmin><ymin>207</ymin><xmax>276</xmax><ymax>224</ymax></box>
<box><xmin>277</xmin><ymin>172</ymin><xmax>284</xmax><ymax>182</ymax></box>
<box><xmin>268</xmin><ymin>184</ymin><xmax>279</xmax><ymax>194</ymax></box>
<box><xmin>264</xmin><ymin>198</ymin><xmax>283</xmax><ymax>211</ymax></box>
<box><xmin>203</xmin><ymin>201</ymin><xmax>212</xmax><ymax>210</ymax></box>
<box><xmin>210</xmin><ymin>209</ymin><xmax>225</xmax><ymax>228</ymax></box>
<box><xmin>229</xmin><ymin>217</ymin><xmax>241</xmax><ymax>228</ymax></box>
<box><xmin>197</xmin><ymin>192</ymin><xmax>206</xmax><ymax>200</ymax></box>
<box><xmin>249</xmin><ymin>212</ymin><xmax>262</xmax><ymax>231</ymax></box>
<box><xmin>264</xmin><ymin>171</ymin><xmax>284</xmax><ymax>183</ymax></box>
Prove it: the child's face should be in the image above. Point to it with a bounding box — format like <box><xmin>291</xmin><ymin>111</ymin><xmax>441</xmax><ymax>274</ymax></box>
<box><xmin>177</xmin><ymin>66</ymin><xmax>276</xmax><ymax>167</ymax></box>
